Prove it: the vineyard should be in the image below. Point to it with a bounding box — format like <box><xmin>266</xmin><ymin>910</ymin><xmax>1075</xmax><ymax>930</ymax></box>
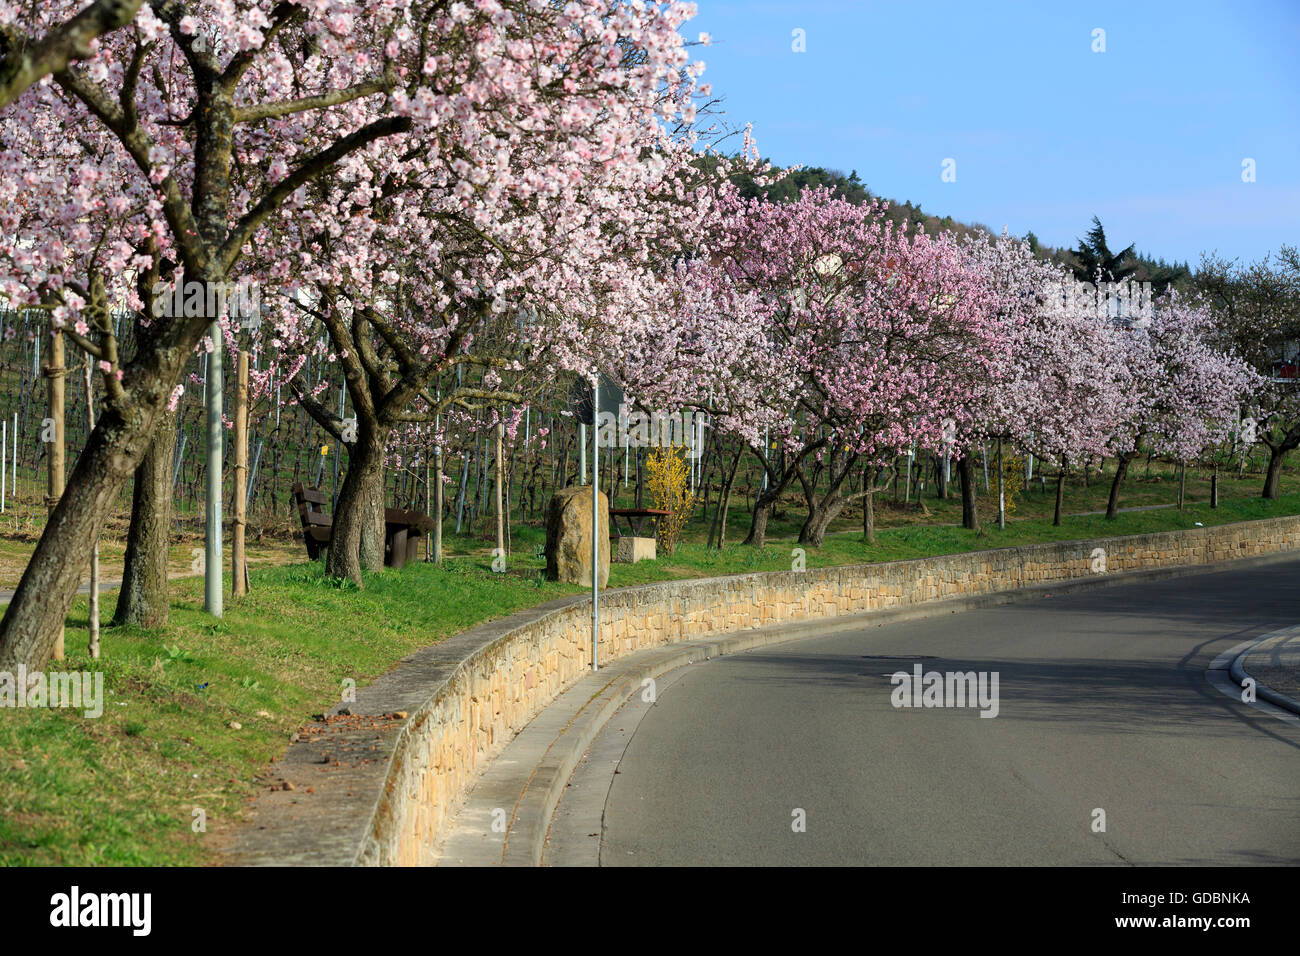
<box><xmin>0</xmin><ymin>299</ymin><xmax>1288</xmax><ymax>566</ymax></box>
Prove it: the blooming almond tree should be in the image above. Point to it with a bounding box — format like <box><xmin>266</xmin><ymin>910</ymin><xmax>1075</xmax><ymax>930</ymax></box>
<box><xmin>1103</xmin><ymin>295</ymin><xmax>1260</xmax><ymax>518</ymax></box>
<box><xmin>239</xmin><ymin>0</ymin><xmax>720</xmax><ymax>583</ymax></box>
<box><xmin>963</xmin><ymin>233</ymin><xmax>1133</xmax><ymax>526</ymax></box>
<box><xmin>1195</xmin><ymin>248</ymin><xmax>1300</xmax><ymax>498</ymax></box>
<box><xmin>0</xmin><ymin>61</ymin><xmax>189</xmax><ymax>630</ymax></box>
<box><xmin>0</xmin><ymin>0</ymin><xmax>562</xmax><ymax>668</ymax></box>
<box><xmin>679</xmin><ymin>188</ymin><xmax>1007</xmax><ymax>547</ymax></box>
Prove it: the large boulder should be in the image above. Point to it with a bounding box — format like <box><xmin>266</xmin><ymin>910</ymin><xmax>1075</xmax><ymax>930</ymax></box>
<box><xmin>545</xmin><ymin>485</ymin><xmax>609</xmax><ymax>587</ymax></box>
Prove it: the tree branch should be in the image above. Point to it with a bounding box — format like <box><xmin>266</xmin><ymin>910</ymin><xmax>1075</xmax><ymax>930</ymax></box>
<box><xmin>219</xmin><ymin>115</ymin><xmax>412</xmax><ymax>271</ymax></box>
<box><xmin>233</xmin><ymin>73</ymin><xmax>396</xmax><ymax>123</ymax></box>
<box><xmin>0</xmin><ymin>0</ymin><xmax>142</xmax><ymax>109</ymax></box>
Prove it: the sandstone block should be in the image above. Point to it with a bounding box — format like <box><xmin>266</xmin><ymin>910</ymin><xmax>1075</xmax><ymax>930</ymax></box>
<box><xmin>616</xmin><ymin>535</ymin><xmax>656</xmax><ymax>563</ymax></box>
<box><xmin>545</xmin><ymin>485</ymin><xmax>610</xmax><ymax>587</ymax></box>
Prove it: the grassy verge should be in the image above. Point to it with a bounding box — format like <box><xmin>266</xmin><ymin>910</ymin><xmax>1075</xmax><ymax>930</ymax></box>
<box><xmin>2</xmin><ymin>489</ymin><xmax>1299</xmax><ymax>865</ymax></box>
<box><xmin>0</xmin><ymin>561</ymin><xmax>581</xmax><ymax>866</ymax></box>
<box><xmin>0</xmin><ymin>534</ymin><xmax>305</xmax><ymax>592</ymax></box>
<box><xmin>647</xmin><ymin>464</ymin><xmax>1300</xmax><ymax>546</ymax></box>
<box><xmin>467</xmin><ymin>490</ymin><xmax>1300</xmax><ymax>585</ymax></box>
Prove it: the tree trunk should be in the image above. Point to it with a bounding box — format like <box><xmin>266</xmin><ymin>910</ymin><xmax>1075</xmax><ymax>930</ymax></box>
<box><xmin>743</xmin><ymin>483</ymin><xmax>781</xmax><ymax>548</ymax></box>
<box><xmin>1105</xmin><ymin>454</ymin><xmax>1131</xmax><ymax>519</ymax></box>
<box><xmin>433</xmin><ymin>440</ymin><xmax>443</xmax><ymax>563</ymax></box>
<box><xmin>743</xmin><ymin>449</ymin><xmax>790</xmax><ymax>549</ymax></box>
<box><xmin>1</xmin><ymin>394</ymin><xmax>167</xmax><ymax>670</ymax></box>
<box><xmin>959</xmin><ymin>449</ymin><xmax>979</xmax><ymax>531</ymax></box>
<box><xmin>203</xmin><ymin>322</ymin><xmax>223</xmax><ymax>618</ymax></box>
<box><xmin>114</xmin><ymin>410</ymin><xmax>177</xmax><ymax>630</ymax></box>
<box><xmin>1053</xmin><ymin>458</ymin><xmax>1066</xmax><ymax>527</ymax></box>
<box><xmin>1177</xmin><ymin>461</ymin><xmax>1186</xmax><ymax>511</ymax></box>
<box><xmin>1262</xmin><ymin>444</ymin><xmax>1288</xmax><ymax>499</ymax></box>
<box><xmin>996</xmin><ymin>436</ymin><xmax>1005</xmax><ymax>530</ymax></box>
<box><xmin>495</xmin><ymin>422</ymin><xmax>505</xmax><ymax>560</ymax></box>
<box><xmin>717</xmin><ymin>472</ymin><xmax>735</xmax><ymax>549</ymax></box>
<box><xmin>707</xmin><ymin>446</ymin><xmax>742</xmax><ymax>549</ymax></box>
<box><xmin>84</xmin><ymin>363</ymin><xmax>99</xmax><ymax>658</ymax></box>
<box><xmin>46</xmin><ymin>327</ymin><xmax>66</xmax><ymax>660</ymax></box>
<box><xmin>798</xmin><ymin>467</ymin><xmax>858</xmax><ymax>547</ymax></box>
<box><xmin>1210</xmin><ymin>466</ymin><xmax>1219</xmax><ymax>509</ymax></box>
<box><xmin>455</xmin><ymin>449</ymin><xmax>470</xmax><ymax>532</ymax></box>
<box><xmin>358</xmin><ymin>474</ymin><xmax>386</xmax><ymax>572</ymax></box>
<box><xmin>863</xmin><ymin>481</ymin><xmax>875</xmax><ymax>544</ymax></box>
<box><xmin>799</xmin><ymin>496</ymin><xmax>846</xmax><ymax>548</ymax></box>
<box><xmin>327</xmin><ymin>421</ymin><xmax>388</xmax><ymax>584</ymax></box>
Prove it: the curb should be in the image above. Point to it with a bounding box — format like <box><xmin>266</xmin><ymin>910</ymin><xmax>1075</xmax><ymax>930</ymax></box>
<box><xmin>437</xmin><ymin>549</ymin><xmax>1300</xmax><ymax>867</ymax></box>
<box><xmin>1228</xmin><ymin>626</ymin><xmax>1300</xmax><ymax>716</ymax></box>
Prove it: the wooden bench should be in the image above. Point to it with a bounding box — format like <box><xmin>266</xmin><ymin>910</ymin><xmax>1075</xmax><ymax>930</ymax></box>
<box><xmin>608</xmin><ymin>507</ymin><xmax>671</xmax><ymax>537</ymax></box>
<box><xmin>292</xmin><ymin>483</ymin><xmax>332</xmax><ymax>560</ymax></box>
<box><xmin>383</xmin><ymin>507</ymin><xmax>434</xmax><ymax>570</ymax></box>
<box><xmin>291</xmin><ymin>483</ymin><xmax>431</xmax><ymax>568</ymax></box>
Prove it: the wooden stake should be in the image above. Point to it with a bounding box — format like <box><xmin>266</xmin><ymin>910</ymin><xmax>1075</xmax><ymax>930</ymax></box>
<box><xmin>232</xmin><ymin>350</ymin><xmax>249</xmax><ymax>596</ymax></box>
<box><xmin>997</xmin><ymin>436</ymin><xmax>1005</xmax><ymax>530</ymax></box>
<box><xmin>434</xmin><ymin>413</ymin><xmax>444</xmax><ymax>564</ymax></box>
<box><xmin>495</xmin><ymin>421</ymin><xmax>505</xmax><ymax>561</ymax></box>
<box><xmin>46</xmin><ymin>326</ymin><xmax>65</xmax><ymax>660</ymax></box>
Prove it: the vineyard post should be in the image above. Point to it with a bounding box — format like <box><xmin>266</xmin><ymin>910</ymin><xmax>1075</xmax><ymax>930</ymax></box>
<box><xmin>204</xmin><ymin>319</ymin><xmax>223</xmax><ymax>618</ymax></box>
<box><xmin>232</xmin><ymin>350</ymin><xmax>249</xmax><ymax>597</ymax></box>
<box><xmin>997</xmin><ymin>436</ymin><xmax>1006</xmax><ymax>530</ymax></box>
<box><xmin>495</xmin><ymin>421</ymin><xmax>505</xmax><ymax>562</ymax></box>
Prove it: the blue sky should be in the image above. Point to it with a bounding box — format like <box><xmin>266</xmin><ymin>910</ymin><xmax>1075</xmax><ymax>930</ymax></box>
<box><xmin>688</xmin><ymin>0</ymin><xmax>1300</xmax><ymax>266</ymax></box>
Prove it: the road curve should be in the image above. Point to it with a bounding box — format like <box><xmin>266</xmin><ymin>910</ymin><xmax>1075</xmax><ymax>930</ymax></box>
<box><xmin>554</xmin><ymin>556</ymin><xmax>1300</xmax><ymax>866</ymax></box>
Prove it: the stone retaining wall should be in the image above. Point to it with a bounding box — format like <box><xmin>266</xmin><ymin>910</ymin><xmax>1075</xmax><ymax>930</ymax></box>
<box><xmin>351</xmin><ymin>515</ymin><xmax>1294</xmax><ymax>868</ymax></box>
<box><xmin>334</xmin><ymin>516</ymin><xmax>1300</xmax><ymax>865</ymax></box>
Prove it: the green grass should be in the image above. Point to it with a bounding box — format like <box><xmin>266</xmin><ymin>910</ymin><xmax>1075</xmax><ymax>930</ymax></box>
<box><xmin>0</xmin><ymin>559</ymin><xmax>581</xmax><ymax>866</ymax></box>
<box><xmin>605</xmin><ymin>491</ymin><xmax>1300</xmax><ymax>585</ymax></box>
<box><xmin>2</xmin><ymin>480</ymin><xmax>1298</xmax><ymax>866</ymax></box>
<box><xmin>648</xmin><ymin>461</ymin><xmax>1300</xmax><ymax>547</ymax></box>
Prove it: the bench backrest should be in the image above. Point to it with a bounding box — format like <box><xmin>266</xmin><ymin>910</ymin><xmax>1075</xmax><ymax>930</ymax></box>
<box><xmin>291</xmin><ymin>483</ymin><xmax>332</xmax><ymax>558</ymax></box>
<box><xmin>291</xmin><ymin>482</ymin><xmax>330</xmax><ymax>518</ymax></box>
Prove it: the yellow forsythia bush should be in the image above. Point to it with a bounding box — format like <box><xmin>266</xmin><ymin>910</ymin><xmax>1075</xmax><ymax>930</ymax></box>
<box><xmin>992</xmin><ymin>453</ymin><xmax>1026</xmax><ymax>516</ymax></box>
<box><xmin>645</xmin><ymin>446</ymin><xmax>695</xmax><ymax>556</ymax></box>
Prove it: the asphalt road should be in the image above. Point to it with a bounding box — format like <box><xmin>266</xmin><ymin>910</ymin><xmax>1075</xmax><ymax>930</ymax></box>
<box><xmin>564</xmin><ymin>556</ymin><xmax>1300</xmax><ymax>865</ymax></box>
